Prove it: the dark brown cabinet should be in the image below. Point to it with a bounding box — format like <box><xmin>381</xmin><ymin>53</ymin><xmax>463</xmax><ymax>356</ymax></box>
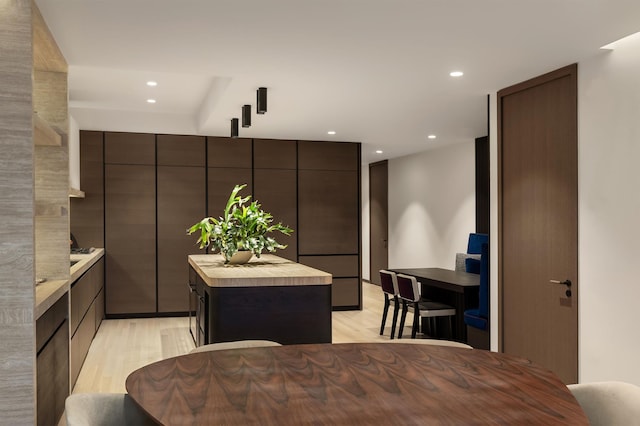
<box><xmin>298</xmin><ymin>141</ymin><xmax>361</xmax><ymax>308</ymax></box>
<box><xmin>36</xmin><ymin>293</ymin><xmax>69</xmax><ymax>426</ymax></box>
<box><xmin>253</xmin><ymin>139</ymin><xmax>298</xmax><ymax>261</ymax></box>
<box><xmin>70</xmin><ymin>257</ymin><xmax>105</xmax><ymax>387</ymax></box>
<box><xmin>74</xmin><ymin>132</ymin><xmax>362</xmax><ymax>315</ymax></box>
<box><xmin>157</xmin><ymin>135</ymin><xmax>206</xmax><ymax>313</ymax></box>
<box><xmin>71</xmin><ymin>130</ymin><xmax>104</xmax><ymax>248</ymax></box>
<box><xmin>105</xmin><ymin>161</ymin><xmax>156</xmax><ymax>315</ymax></box>
<box><xmin>207</xmin><ymin>137</ymin><xmax>253</xmax><ymax>219</ymax></box>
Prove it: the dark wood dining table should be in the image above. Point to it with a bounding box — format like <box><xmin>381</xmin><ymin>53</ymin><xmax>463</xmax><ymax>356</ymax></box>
<box><xmin>389</xmin><ymin>267</ymin><xmax>481</xmax><ymax>342</ymax></box>
<box><xmin>126</xmin><ymin>343</ymin><xmax>587</xmax><ymax>425</ymax></box>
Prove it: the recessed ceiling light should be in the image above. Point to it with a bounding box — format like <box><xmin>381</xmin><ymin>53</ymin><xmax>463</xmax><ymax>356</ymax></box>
<box><xmin>146</xmin><ymin>99</ymin><xmax>156</xmax><ymax>104</ymax></box>
<box><xmin>327</xmin><ymin>131</ymin><xmax>336</xmax><ymax>135</ymax></box>
<box><xmin>146</xmin><ymin>81</ymin><xmax>157</xmax><ymax>87</ymax></box>
<box><xmin>376</xmin><ymin>150</ymin><xmax>383</xmax><ymax>154</ymax></box>
<box><xmin>449</xmin><ymin>71</ymin><xmax>464</xmax><ymax>77</ymax></box>
<box><xmin>428</xmin><ymin>134</ymin><xmax>437</xmax><ymax>139</ymax></box>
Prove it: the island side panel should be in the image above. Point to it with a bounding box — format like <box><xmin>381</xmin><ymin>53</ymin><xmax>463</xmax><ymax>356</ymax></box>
<box><xmin>207</xmin><ymin>284</ymin><xmax>332</xmax><ymax>345</ymax></box>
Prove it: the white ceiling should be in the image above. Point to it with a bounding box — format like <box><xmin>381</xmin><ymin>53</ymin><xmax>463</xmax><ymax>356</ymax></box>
<box><xmin>36</xmin><ymin>0</ymin><xmax>640</xmax><ymax>164</ymax></box>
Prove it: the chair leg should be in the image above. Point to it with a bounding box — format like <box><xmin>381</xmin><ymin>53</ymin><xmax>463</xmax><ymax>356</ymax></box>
<box><xmin>390</xmin><ymin>297</ymin><xmax>400</xmax><ymax>339</ymax></box>
<box><xmin>411</xmin><ymin>302</ymin><xmax>420</xmax><ymax>339</ymax></box>
<box><xmin>398</xmin><ymin>301</ymin><xmax>408</xmax><ymax>339</ymax></box>
<box><xmin>380</xmin><ymin>297</ymin><xmax>390</xmax><ymax>335</ymax></box>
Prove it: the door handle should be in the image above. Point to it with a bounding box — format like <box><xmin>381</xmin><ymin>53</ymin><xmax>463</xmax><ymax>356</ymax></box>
<box><xmin>550</xmin><ymin>279</ymin><xmax>572</xmax><ymax>297</ymax></box>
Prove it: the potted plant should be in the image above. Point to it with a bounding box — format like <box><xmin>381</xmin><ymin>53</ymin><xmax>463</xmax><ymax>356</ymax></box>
<box><xmin>187</xmin><ymin>184</ymin><xmax>293</xmax><ymax>264</ymax></box>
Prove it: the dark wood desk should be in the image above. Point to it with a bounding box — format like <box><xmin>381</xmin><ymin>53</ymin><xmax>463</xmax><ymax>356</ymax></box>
<box><xmin>126</xmin><ymin>343</ymin><xmax>587</xmax><ymax>425</ymax></box>
<box><xmin>389</xmin><ymin>267</ymin><xmax>480</xmax><ymax>342</ymax></box>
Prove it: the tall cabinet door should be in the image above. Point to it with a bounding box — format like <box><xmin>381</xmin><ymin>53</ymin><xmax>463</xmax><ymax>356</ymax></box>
<box><xmin>298</xmin><ymin>141</ymin><xmax>361</xmax><ymax>309</ymax></box>
<box><xmin>253</xmin><ymin>139</ymin><xmax>297</xmax><ymax>261</ymax></box>
<box><xmin>70</xmin><ymin>131</ymin><xmax>104</xmax><ymax>248</ymax></box>
<box><xmin>207</xmin><ymin>137</ymin><xmax>252</xmax><ymax>218</ymax></box>
<box><xmin>104</xmin><ymin>133</ymin><xmax>156</xmax><ymax>315</ymax></box>
<box><xmin>157</xmin><ymin>135</ymin><xmax>206</xmax><ymax>313</ymax></box>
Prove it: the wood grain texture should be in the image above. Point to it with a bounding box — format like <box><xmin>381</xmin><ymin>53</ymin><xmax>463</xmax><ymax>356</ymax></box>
<box><xmin>70</xmin><ymin>131</ymin><xmax>104</xmax><ymax>248</ymax></box>
<box><xmin>157</xmin><ymin>134</ymin><xmax>205</xmax><ymax>167</ymax></box>
<box><xmin>104</xmin><ymin>132</ymin><xmax>155</xmax><ymax>165</ymax></box>
<box><xmin>207</xmin><ymin>137</ymin><xmax>252</xmax><ymax>168</ymax></box>
<box><xmin>0</xmin><ymin>0</ymin><xmax>36</xmax><ymax>422</ymax></box>
<box><xmin>105</xmin><ymin>164</ymin><xmax>156</xmax><ymax>314</ymax></box>
<box><xmin>499</xmin><ymin>65</ymin><xmax>578</xmax><ymax>383</ymax></box>
<box><xmin>189</xmin><ymin>254</ymin><xmax>332</xmax><ymax>287</ymax></box>
<box><xmin>157</xmin><ymin>165</ymin><xmax>206</xmax><ymax>312</ymax></box>
<box><xmin>298</xmin><ymin>140</ymin><xmax>359</xmax><ymax>171</ymax></box>
<box><xmin>298</xmin><ymin>170</ymin><xmax>359</xmax><ymax>254</ymax></box>
<box><xmin>253</xmin><ymin>138</ymin><xmax>296</xmax><ymax>169</ymax></box>
<box><xmin>253</xmin><ymin>168</ymin><xmax>297</xmax><ymax>261</ymax></box>
<box><xmin>127</xmin><ymin>343</ymin><xmax>588</xmax><ymax>425</ymax></box>
<box><xmin>32</xmin><ymin>2</ymin><xmax>67</xmax><ymax>73</ymax></box>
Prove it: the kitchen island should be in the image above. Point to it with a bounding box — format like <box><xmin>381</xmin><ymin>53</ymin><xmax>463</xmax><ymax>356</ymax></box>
<box><xmin>188</xmin><ymin>254</ymin><xmax>332</xmax><ymax>346</ymax></box>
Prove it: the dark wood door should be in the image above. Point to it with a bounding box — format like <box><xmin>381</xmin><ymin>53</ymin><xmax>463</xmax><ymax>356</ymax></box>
<box><xmin>499</xmin><ymin>64</ymin><xmax>578</xmax><ymax>384</ymax></box>
<box><xmin>369</xmin><ymin>160</ymin><xmax>388</xmax><ymax>285</ymax></box>
<box><xmin>157</xmin><ymin>135</ymin><xmax>206</xmax><ymax>313</ymax></box>
<box><xmin>105</xmin><ymin>164</ymin><xmax>156</xmax><ymax>315</ymax></box>
<box><xmin>157</xmin><ymin>166</ymin><xmax>206</xmax><ymax>312</ymax></box>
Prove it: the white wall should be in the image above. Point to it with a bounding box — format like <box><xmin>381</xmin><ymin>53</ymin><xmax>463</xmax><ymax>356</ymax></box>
<box><xmin>578</xmin><ymin>39</ymin><xmax>640</xmax><ymax>385</ymax></box>
<box><xmin>361</xmin><ymin>166</ymin><xmax>370</xmax><ymax>281</ymax></box>
<box><xmin>388</xmin><ymin>142</ymin><xmax>476</xmax><ymax>269</ymax></box>
<box><xmin>69</xmin><ymin>114</ymin><xmax>80</xmax><ymax>189</ymax></box>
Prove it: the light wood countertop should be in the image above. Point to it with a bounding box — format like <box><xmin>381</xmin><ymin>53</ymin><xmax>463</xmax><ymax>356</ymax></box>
<box><xmin>189</xmin><ymin>254</ymin><xmax>332</xmax><ymax>288</ymax></box>
<box><xmin>36</xmin><ymin>248</ymin><xmax>105</xmax><ymax>319</ymax></box>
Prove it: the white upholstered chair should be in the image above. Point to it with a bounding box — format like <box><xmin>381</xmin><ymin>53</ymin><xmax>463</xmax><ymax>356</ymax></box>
<box><xmin>65</xmin><ymin>393</ymin><xmax>155</xmax><ymax>426</ymax></box>
<box><xmin>568</xmin><ymin>381</ymin><xmax>640</xmax><ymax>426</ymax></box>
<box><xmin>189</xmin><ymin>339</ymin><xmax>281</xmax><ymax>354</ymax></box>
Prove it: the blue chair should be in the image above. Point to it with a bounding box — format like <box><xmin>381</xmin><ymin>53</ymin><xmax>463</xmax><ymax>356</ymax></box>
<box><xmin>467</xmin><ymin>233</ymin><xmax>488</xmax><ymax>255</ymax></box>
<box><xmin>463</xmin><ymin>242</ymin><xmax>489</xmax><ymax>349</ymax></box>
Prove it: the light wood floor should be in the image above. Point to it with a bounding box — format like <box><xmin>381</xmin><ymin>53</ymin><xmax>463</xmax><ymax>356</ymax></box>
<box><xmin>73</xmin><ymin>281</ymin><xmax>397</xmax><ymax>394</ymax></box>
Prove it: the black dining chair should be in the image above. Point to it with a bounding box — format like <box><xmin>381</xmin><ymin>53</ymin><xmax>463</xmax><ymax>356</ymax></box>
<box><xmin>396</xmin><ymin>273</ymin><xmax>456</xmax><ymax>339</ymax></box>
<box><xmin>379</xmin><ymin>270</ymin><xmax>400</xmax><ymax>339</ymax></box>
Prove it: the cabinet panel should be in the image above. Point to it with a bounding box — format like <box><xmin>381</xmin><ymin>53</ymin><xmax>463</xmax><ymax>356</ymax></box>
<box><xmin>207</xmin><ymin>137</ymin><xmax>252</xmax><ymax>168</ymax></box>
<box><xmin>253</xmin><ymin>169</ymin><xmax>297</xmax><ymax>261</ymax></box>
<box><xmin>105</xmin><ymin>164</ymin><xmax>156</xmax><ymax>314</ymax></box>
<box><xmin>158</xmin><ymin>166</ymin><xmax>206</xmax><ymax>312</ymax></box>
<box><xmin>71</xmin><ymin>130</ymin><xmax>104</xmax><ymax>248</ymax></box>
<box><xmin>36</xmin><ymin>292</ymin><xmax>67</xmax><ymax>353</ymax></box>
<box><xmin>298</xmin><ymin>255</ymin><xmax>359</xmax><ymax>277</ymax></box>
<box><xmin>92</xmin><ymin>257</ymin><xmax>104</xmax><ymax>298</ymax></box>
<box><xmin>70</xmin><ymin>302</ymin><xmax>96</xmax><ymax>388</ymax></box>
<box><xmin>298</xmin><ymin>141</ymin><xmax>359</xmax><ymax>171</ymax></box>
<box><xmin>95</xmin><ymin>287</ymin><xmax>104</xmax><ymax>332</ymax></box>
<box><xmin>70</xmin><ymin>269</ymin><xmax>95</xmax><ymax>336</ymax></box>
<box><xmin>36</xmin><ymin>318</ymin><xmax>69</xmax><ymax>426</ymax></box>
<box><xmin>298</xmin><ymin>170</ymin><xmax>359</xmax><ymax>254</ymax></box>
<box><xmin>207</xmin><ymin>168</ymin><xmax>253</xmax><ymax>219</ymax></box>
<box><xmin>254</xmin><ymin>139</ymin><xmax>296</xmax><ymax>169</ymax></box>
<box><xmin>332</xmin><ymin>278</ymin><xmax>360</xmax><ymax>307</ymax></box>
<box><xmin>157</xmin><ymin>135</ymin><xmax>205</xmax><ymax>167</ymax></box>
<box><xmin>105</xmin><ymin>132</ymin><xmax>155</xmax><ymax>165</ymax></box>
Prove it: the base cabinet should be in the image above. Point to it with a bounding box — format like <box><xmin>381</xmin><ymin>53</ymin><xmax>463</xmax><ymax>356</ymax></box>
<box><xmin>36</xmin><ymin>293</ymin><xmax>69</xmax><ymax>426</ymax></box>
<box><xmin>70</xmin><ymin>257</ymin><xmax>104</xmax><ymax>388</ymax></box>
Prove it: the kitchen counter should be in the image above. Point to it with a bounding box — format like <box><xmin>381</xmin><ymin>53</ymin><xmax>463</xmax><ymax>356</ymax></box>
<box><xmin>188</xmin><ymin>253</ymin><xmax>332</xmax><ymax>288</ymax></box>
<box><xmin>35</xmin><ymin>248</ymin><xmax>104</xmax><ymax>319</ymax></box>
<box><xmin>189</xmin><ymin>253</ymin><xmax>332</xmax><ymax>345</ymax></box>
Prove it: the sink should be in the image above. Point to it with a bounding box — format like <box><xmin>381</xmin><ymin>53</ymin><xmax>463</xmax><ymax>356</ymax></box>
<box><xmin>70</xmin><ymin>260</ymin><xmax>80</xmax><ymax>267</ymax></box>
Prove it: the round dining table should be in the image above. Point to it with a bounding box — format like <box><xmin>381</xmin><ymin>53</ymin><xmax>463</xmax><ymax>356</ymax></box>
<box><xmin>125</xmin><ymin>342</ymin><xmax>588</xmax><ymax>425</ymax></box>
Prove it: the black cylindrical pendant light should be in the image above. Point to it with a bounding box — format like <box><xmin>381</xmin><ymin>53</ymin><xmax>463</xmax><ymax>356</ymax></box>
<box><xmin>257</xmin><ymin>87</ymin><xmax>267</xmax><ymax>114</ymax></box>
<box><xmin>242</xmin><ymin>104</ymin><xmax>251</xmax><ymax>128</ymax></box>
<box><xmin>230</xmin><ymin>118</ymin><xmax>239</xmax><ymax>138</ymax></box>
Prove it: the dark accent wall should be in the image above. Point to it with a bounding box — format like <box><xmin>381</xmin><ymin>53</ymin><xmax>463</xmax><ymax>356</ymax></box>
<box><xmin>71</xmin><ymin>133</ymin><xmax>362</xmax><ymax>315</ymax></box>
<box><xmin>475</xmin><ymin>136</ymin><xmax>489</xmax><ymax>234</ymax></box>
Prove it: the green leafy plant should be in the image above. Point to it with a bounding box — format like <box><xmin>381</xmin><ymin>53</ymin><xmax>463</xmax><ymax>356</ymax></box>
<box><xmin>187</xmin><ymin>184</ymin><xmax>293</xmax><ymax>263</ymax></box>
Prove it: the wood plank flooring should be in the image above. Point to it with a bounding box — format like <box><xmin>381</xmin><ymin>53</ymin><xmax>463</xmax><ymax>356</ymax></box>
<box><xmin>72</xmin><ymin>281</ymin><xmax>398</xmax><ymax>394</ymax></box>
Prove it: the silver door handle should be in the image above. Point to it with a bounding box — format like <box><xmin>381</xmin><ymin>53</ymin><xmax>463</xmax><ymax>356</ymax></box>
<box><xmin>550</xmin><ymin>279</ymin><xmax>572</xmax><ymax>287</ymax></box>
